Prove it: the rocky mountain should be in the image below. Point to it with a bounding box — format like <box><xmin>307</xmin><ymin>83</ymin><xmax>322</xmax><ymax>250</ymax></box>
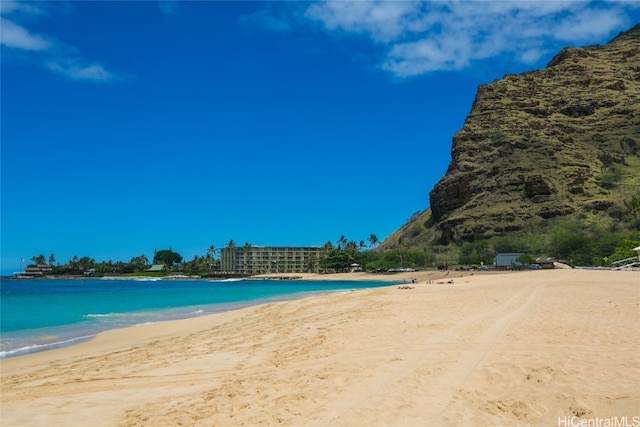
<box><xmin>381</xmin><ymin>24</ymin><xmax>640</xmax><ymax>251</ymax></box>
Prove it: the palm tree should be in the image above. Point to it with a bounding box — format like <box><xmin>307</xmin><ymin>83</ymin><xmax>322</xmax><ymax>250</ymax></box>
<box><xmin>31</xmin><ymin>254</ymin><xmax>46</xmax><ymax>265</ymax></box>
<box><xmin>368</xmin><ymin>234</ymin><xmax>379</xmax><ymax>248</ymax></box>
<box><xmin>97</xmin><ymin>260</ymin><xmax>113</xmax><ymax>275</ymax></box>
<box><xmin>336</xmin><ymin>235</ymin><xmax>347</xmax><ymax>250</ymax></box>
<box><xmin>206</xmin><ymin>245</ymin><xmax>217</xmax><ymax>273</ymax></box>
<box><xmin>129</xmin><ymin>255</ymin><xmax>149</xmax><ymax>271</ymax></box>
<box><xmin>207</xmin><ymin>245</ymin><xmax>217</xmax><ymax>259</ymax></box>
<box><xmin>48</xmin><ymin>253</ymin><xmax>56</xmax><ymax>265</ymax></box>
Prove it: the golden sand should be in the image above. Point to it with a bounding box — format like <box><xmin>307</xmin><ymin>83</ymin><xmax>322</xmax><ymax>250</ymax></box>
<box><xmin>1</xmin><ymin>269</ymin><xmax>638</xmax><ymax>426</ymax></box>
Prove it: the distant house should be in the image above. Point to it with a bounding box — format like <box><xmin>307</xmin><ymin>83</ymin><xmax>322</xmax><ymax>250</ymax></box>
<box><xmin>22</xmin><ymin>264</ymin><xmax>53</xmax><ymax>276</ymax></box>
<box><xmin>536</xmin><ymin>257</ymin><xmax>557</xmax><ymax>269</ymax></box>
<box><xmin>146</xmin><ymin>264</ymin><xmax>166</xmax><ymax>273</ymax></box>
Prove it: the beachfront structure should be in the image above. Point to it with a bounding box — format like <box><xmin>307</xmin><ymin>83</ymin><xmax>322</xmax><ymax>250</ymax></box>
<box><xmin>22</xmin><ymin>264</ymin><xmax>53</xmax><ymax>276</ymax></box>
<box><xmin>220</xmin><ymin>245</ymin><xmax>324</xmax><ymax>275</ymax></box>
<box><xmin>536</xmin><ymin>257</ymin><xmax>557</xmax><ymax>269</ymax></box>
<box><xmin>13</xmin><ymin>264</ymin><xmax>53</xmax><ymax>278</ymax></box>
<box><xmin>611</xmin><ymin>246</ymin><xmax>640</xmax><ymax>270</ymax></box>
<box><xmin>495</xmin><ymin>253</ymin><xmax>524</xmax><ymax>268</ymax></box>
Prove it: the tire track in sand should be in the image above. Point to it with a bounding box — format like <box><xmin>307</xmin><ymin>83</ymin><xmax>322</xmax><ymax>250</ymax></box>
<box><xmin>323</xmin><ymin>282</ymin><xmax>542</xmax><ymax>427</ymax></box>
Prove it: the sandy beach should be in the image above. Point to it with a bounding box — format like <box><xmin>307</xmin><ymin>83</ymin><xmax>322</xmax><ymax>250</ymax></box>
<box><xmin>1</xmin><ymin>269</ymin><xmax>638</xmax><ymax>426</ymax></box>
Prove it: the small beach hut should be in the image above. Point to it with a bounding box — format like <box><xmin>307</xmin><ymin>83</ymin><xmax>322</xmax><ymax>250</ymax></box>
<box><xmin>535</xmin><ymin>257</ymin><xmax>556</xmax><ymax>269</ymax></box>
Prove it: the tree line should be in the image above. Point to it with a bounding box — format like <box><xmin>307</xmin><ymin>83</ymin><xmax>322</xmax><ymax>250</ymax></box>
<box><xmin>457</xmin><ymin>227</ymin><xmax>640</xmax><ymax>267</ymax></box>
<box><xmin>24</xmin><ymin>224</ymin><xmax>639</xmax><ymax>277</ymax></box>
<box><xmin>24</xmin><ymin>234</ymin><xmax>387</xmax><ymax>276</ymax></box>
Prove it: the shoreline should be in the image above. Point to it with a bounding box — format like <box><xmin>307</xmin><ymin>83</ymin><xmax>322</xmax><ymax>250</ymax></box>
<box><xmin>1</xmin><ymin>269</ymin><xmax>485</xmax><ymax>282</ymax></box>
<box><xmin>0</xmin><ymin>271</ymin><xmax>475</xmax><ymax>359</ymax></box>
<box><xmin>2</xmin><ymin>269</ymin><xmax>638</xmax><ymax>426</ymax></box>
<box><xmin>0</xmin><ymin>275</ymin><xmax>401</xmax><ymax>360</ymax></box>
<box><xmin>0</xmin><ymin>269</ymin><xmax>632</xmax><ymax>362</ymax></box>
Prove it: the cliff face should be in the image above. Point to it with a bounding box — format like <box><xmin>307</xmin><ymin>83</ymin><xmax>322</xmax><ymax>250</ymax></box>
<box><xmin>382</xmin><ymin>24</ymin><xmax>640</xmax><ymax>249</ymax></box>
<box><xmin>430</xmin><ymin>25</ymin><xmax>640</xmax><ymax>244</ymax></box>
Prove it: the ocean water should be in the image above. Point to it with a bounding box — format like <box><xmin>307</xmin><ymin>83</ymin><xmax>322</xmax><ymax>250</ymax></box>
<box><xmin>0</xmin><ymin>277</ymin><xmax>392</xmax><ymax>358</ymax></box>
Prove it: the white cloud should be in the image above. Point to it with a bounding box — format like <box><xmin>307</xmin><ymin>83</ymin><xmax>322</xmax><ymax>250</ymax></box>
<box><xmin>289</xmin><ymin>0</ymin><xmax>640</xmax><ymax>78</ymax></box>
<box><xmin>0</xmin><ymin>17</ymin><xmax>52</xmax><ymax>50</ymax></box>
<box><xmin>304</xmin><ymin>1</ymin><xmax>422</xmax><ymax>42</ymax></box>
<box><xmin>552</xmin><ymin>7</ymin><xmax>628</xmax><ymax>41</ymax></box>
<box><xmin>45</xmin><ymin>59</ymin><xmax>117</xmax><ymax>82</ymax></box>
<box><xmin>1</xmin><ymin>2</ymin><xmax>121</xmax><ymax>82</ymax></box>
<box><xmin>0</xmin><ymin>0</ymin><xmax>46</xmax><ymax>17</ymax></box>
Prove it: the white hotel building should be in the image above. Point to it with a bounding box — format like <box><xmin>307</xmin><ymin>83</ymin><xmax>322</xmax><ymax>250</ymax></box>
<box><xmin>219</xmin><ymin>245</ymin><xmax>324</xmax><ymax>275</ymax></box>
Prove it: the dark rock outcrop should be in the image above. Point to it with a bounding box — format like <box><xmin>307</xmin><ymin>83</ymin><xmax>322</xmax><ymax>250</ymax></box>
<box><xmin>525</xmin><ymin>175</ymin><xmax>554</xmax><ymax>199</ymax></box>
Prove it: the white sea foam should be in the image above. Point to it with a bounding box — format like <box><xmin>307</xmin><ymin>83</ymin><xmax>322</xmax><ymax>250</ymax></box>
<box><xmin>83</xmin><ymin>312</ymin><xmax>144</xmax><ymax>319</ymax></box>
<box><xmin>0</xmin><ymin>335</ymin><xmax>94</xmax><ymax>359</ymax></box>
<box><xmin>83</xmin><ymin>312</ymin><xmax>151</xmax><ymax>321</ymax></box>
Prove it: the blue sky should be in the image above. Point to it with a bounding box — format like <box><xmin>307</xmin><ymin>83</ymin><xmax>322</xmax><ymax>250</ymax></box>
<box><xmin>2</xmin><ymin>1</ymin><xmax>639</xmax><ymax>273</ymax></box>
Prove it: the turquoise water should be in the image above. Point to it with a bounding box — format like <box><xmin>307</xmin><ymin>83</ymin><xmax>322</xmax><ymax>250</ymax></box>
<box><xmin>0</xmin><ymin>277</ymin><xmax>393</xmax><ymax>358</ymax></box>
